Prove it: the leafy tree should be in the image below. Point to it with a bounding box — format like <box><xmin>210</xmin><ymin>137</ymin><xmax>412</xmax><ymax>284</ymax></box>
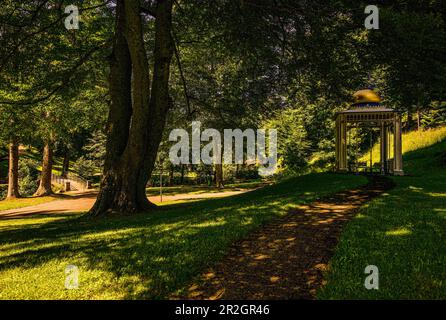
<box><xmin>72</xmin><ymin>131</ymin><xmax>107</xmax><ymax>181</ymax></box>
<box><xmin>18</xmin><ymin>158</ymin><xmax>40</xmax><ymax>196</ymax></box>
<box><xmin>262</xmin><ymin>108</ymin><xmax>310</xmax><ymax>174</ymax></box>
<box><xmin>366</xmin><ymin>2</ymin><xmax>446</xmax><ymax>129</ymax></box>
<box><xmin>0</xmin><ymin>1</ymin><xmax>111</xmax><ymax>197</ymax></box>
<box><xmin>421</xmin><ymin>101</ymin><xmax>446</xmax><ymax>129</ymax></box>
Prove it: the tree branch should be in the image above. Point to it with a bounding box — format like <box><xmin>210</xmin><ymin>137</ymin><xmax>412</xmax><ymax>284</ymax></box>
<box><xmin>171</xmin><ymin>30</ymin><xmax>193</xmax><ymax>119</ymax></box>
<box><xmin>0</xmin><ymin>42</ymin><xmax>109</xmax><ymax>106</ymax></box>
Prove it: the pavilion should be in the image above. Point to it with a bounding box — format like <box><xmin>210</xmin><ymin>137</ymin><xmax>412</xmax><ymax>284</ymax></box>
<box><xmin>335</xmin><ymin>89</ymin><xmax>404</xmax><ymax>175</ymax></box>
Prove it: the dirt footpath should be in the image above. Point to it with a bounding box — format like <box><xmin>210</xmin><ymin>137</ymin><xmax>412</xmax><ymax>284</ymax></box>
<box><xmin>176</xmin><ymin>176</ymin><xmax>394</xmax><ymax>300</ymax></box>
<box><xmin>0</xmin><ymin>189</ymin><xmax>249</xmax><ymax>219</ymax></box>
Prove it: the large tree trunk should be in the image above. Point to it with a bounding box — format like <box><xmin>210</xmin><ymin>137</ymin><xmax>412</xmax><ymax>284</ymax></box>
<box><xmin>6</xmin><ymin>138</ymin><xmax>20</xmax><ymax>199</ymax></box>
<box><xmin>34</xmin><ymin>142</ymin><xmax>53</xmax><ymax>196</ymax></box>
<box><xmin>88</xmin><ymin>0</ymin><xmax>174</xmax><ymax>216</ymax></box>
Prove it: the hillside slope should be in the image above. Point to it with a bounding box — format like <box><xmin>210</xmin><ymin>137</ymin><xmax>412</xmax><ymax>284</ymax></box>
<box><xmin>319</xmin><ymin>135</ymin><xmax>446</xmax><ymax>299</ymax></box>
<box><xmin>360</xmin><ymin>126</ymin><xmax>446</xmax><ymax>165</ymax></box>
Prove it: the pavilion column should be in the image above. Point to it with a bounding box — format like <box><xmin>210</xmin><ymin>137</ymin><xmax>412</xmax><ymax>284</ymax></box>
<box><xmin>339</xmin><ymin>115</ymin><xmax>348</xmax><ymax>171</ymax></box>
<box><xmin>335</xmin><ymin>117</ymin><xmax>340</xmax><ymax>170</ymax></box>
<box><xmin>380</xmin><ymin>123</ymin><xmax>388</xmax><ymax>174</ymax></box>
<box><xmin>393</xmin><ymin>114</ymin><xmax>404</xmax><ymax>175</ymax></box>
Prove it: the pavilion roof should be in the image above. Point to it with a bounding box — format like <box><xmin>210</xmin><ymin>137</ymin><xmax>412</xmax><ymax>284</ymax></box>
<box><xmin>335</xmin><ymin>89</ymin><xmax>398</xmax><ymax>116</ymax></box>
<box><xmin>337</xmin><ymin>106</ymin><xmax>396</xmax><ymax>114</ymax></box>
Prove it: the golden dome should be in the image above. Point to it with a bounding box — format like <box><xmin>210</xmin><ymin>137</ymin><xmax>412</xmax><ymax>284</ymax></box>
<box><xmin>352</xmin><ymin>89</ymin><xmax>381</xmax><ymax>105</ymax></box>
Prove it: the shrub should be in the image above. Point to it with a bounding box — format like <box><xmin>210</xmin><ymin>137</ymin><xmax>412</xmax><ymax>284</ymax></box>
<box><xmin>18</xmin><ymin>158</ymin><xmax>40</xmax><ymax>196</ymax></box>
<box><xmin>262</xmin><ymin>108</ymin><xmax>312</xmax><ymax>174</ymax></box>
<box><xmin>72</xmin><ymin>156</ymin><xmax>98</xmax><ymax>180</ymax></box>
<box><xmin>236</xmin><ymin>167</ymin><xmax>260</xmax><ymax>180</ymax></box>
<box><xmin>51</xmin><ymin>182</ymin><xmax>64</xmax><ymax>194</ymax></box>
<box><xmin>0</xmin><ymin>184</ymin><xmax>7</xmax><ymax>200</ymax></box>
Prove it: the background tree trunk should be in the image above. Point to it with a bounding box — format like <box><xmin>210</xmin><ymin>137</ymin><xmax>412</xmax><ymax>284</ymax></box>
<box><xmin>6</xmin><ymin>138</ymin><xmax>20</xmax><ymax>199</ymax></box>
<box><xmin>180</xmin><ymin>164</ymin><xmax>185</xmax><ymax>184</ymax></box>
<box><xmin>417</xmin><ymin>108</ymin><xmax>421</xmax><ymax>131</ymax></box>
<box><xmin>215</xmin><ymin>163</ymin><xmax>224</xmax><ymax>188</ymax></box>
<box><xmin>34</xmin><ymin>142</ymin><xmax>53</xmax><ymax>196</ymax></box>
<box><xmin>168</xmin><ymin>164</ymin><xmax>174</xmax><ymax>186</ymax></box>
<box><xmin>406</xmin><ymin>109</ymin><xmax>415</xmax><ymax>130</ymax></box>
<box><xmin>61</xmin><ymin>147</ymin><xmax>70</xmax><ymax>178</ymax></box>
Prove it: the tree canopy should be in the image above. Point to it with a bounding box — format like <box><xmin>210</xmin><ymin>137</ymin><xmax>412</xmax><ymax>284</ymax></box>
<box><xmin>0</xmin><ymin>0</ymin><xmax>444</xmax><ymax>212</ymax></box>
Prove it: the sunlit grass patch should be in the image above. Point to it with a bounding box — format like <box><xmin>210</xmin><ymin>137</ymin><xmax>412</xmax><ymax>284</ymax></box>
<box><xmin>0</xmin><ymin>196</ymin><xmax>57</xmax><ymax>211</ymax></box>
<box><xmin>360</xmin><ymin>125</ymin><xmax>446</xmax><ymax>164</ymax></box>
<box><xmin>145</xmin><ymin>180</ymin><xmax>267</xmax><ymax>197</ymax></box>
<box><xmin>385</xmin><ymin>227</ymin><xmax>412</xmax><ymax>236</ymax></box>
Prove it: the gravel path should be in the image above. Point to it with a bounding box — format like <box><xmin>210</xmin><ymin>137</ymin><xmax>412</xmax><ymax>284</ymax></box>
<box><xmin>0</xmin><ymin>189</ymin><xmax>250</xmax><ymax>219</ymax></box>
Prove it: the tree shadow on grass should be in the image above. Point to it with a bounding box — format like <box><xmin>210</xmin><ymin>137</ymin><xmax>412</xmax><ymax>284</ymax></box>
<box><xmin>0</xmin><ymin>173</ymin><xmax>365</xmax><ymax>299</ymax></box>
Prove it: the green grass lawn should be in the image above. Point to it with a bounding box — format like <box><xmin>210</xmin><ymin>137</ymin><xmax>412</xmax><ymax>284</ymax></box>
<box><xmin>145</xmin><ymin>180</ymin><xmax>267</xmax><ymax>197</ymax></box>
<box><xmin>0</xmin><ymin>173</ymin><xmax>364</xmax><ymax>299</ymax></box>
<box><xmin>318</xmin><ymin>139</ymin><xmax>446</xmax><ymax>299</ymax></box>
<box><xmin>0</xmin><ymin>196</ymin><xmax>57</xmax><ymax>211</ymax></box>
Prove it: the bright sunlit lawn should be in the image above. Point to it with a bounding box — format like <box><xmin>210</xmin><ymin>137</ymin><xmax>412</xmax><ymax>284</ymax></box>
<box><xmin>319</xmin><ymin>140</ymin><xmax>446</xmax><ymax>299</ymax></box>
<box><xmin>0</xmin><ymin>173</ymin><xmax>364</xmax><ymax>299</ymax></box>
<box><xmin>0</xmin><ymin>196</ymin><xmax>57</xmax><ymax>211</ymax></box>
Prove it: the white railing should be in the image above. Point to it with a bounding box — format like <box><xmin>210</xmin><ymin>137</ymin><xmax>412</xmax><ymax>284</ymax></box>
<box><xmin>51</xmin><ymin>172</ymin><xmax>90</xmax><ymax>192</ymax></box>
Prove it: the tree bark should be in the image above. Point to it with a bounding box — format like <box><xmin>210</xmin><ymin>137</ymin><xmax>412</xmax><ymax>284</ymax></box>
<box><xmin>61</xmin><ymin>147</ymin><xmax>70</xmax><ymax>178</ymax></box>
<box><xmin>88</xmin><ymin>0</ymin><xmax>174</xmax><ymax>216</ymax></box>
<box><xmin>6</xmin><ymin>138</ymin><xmax>20</xmax><ymax>199</ymax></box>
<box><xmin>406</xmin><ymin>109</ymin><xmax>415</xmax><ymax>130</ymax></box>
<box><xmin>215</xmin><ymin>163</ymin><xmax>224</xmax><ymax>189</ymax></box>
<box><xmin>180</xmin><ymin>164</ymin><xmax>185</xmax><ymax>184</ymax></box>
<box><xmin>168</xmin><ymin>164</ymin><xmax>174</xmax><ymax>186</ymax></box>
<box><xmin>417</xmin><ymin>109</ymin><xmax>421</xmax><ymax>131</ymax></box>
<box><xmin>34</xmin><ymin>142</ymin><xmax>53</xmax><ymax>196</ymax></box>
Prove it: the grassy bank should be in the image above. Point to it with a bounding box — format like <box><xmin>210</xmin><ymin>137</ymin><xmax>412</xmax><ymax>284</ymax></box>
<box><xmin>319</xmin><ymin>139</ymin><xmax>446</xmax><ymax>299</ymax></box>
<box><xmin>360</xmin><ymin>125</ymin><xmax>446</xmax><ymax>164</ymax></box>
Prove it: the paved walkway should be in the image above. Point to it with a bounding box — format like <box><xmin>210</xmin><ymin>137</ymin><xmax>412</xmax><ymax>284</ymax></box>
<box><xmin>177</xmin><ymin>176</ymin><xmax>394</xmax><ymax>300</ymax></box>
<box><xmin>0</xmin><ymin>189</ymin><xmax>250</xmax><ymax>219</ymax></box>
